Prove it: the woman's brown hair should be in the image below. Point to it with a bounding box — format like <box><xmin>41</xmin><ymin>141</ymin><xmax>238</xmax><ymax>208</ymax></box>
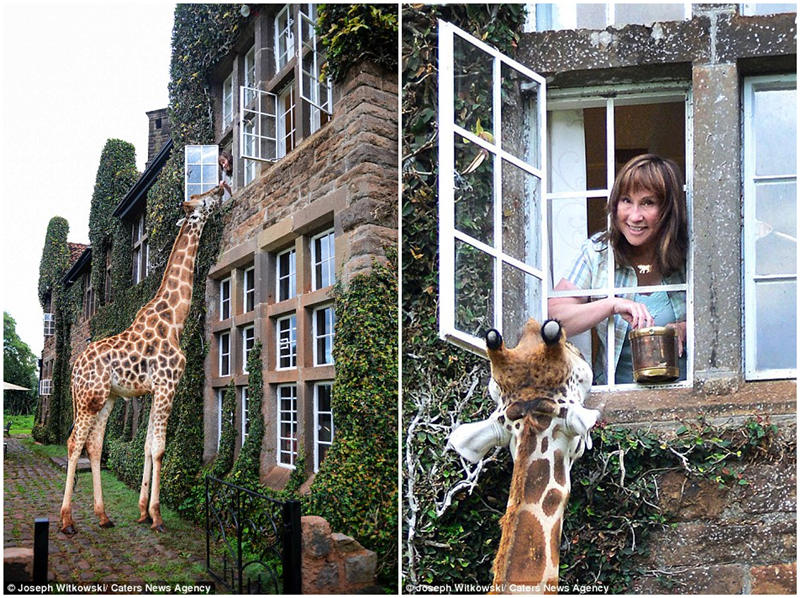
<box><xmin>603</xmin><ymin>154</ymin><xmax>688</xmax><ymax>276</ymax></box>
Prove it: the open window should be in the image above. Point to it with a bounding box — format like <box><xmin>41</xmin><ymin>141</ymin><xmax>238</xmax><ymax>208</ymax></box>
<box><xmin>438</xmin><ymin>20</ymin><xmax>547</xmax><ymax>354</ymax></box>
<box><xmin>184</xmin><ymin>144</ymin><xmax>219</xmax><ymax>200</ymax></box>
<box><xmin>240</xmin><ymin>87</ymin><xmax>277</xmax><ymax>163</ymax></box>
<box><xmin>298</xmin><ymin>4</ymin><xmax>333</xmax><ymax>129</ymax></box>
<box><xmin>437</xmin><ymin>21</ymin><xmax>693</xmax><ymax>390</ymax></box>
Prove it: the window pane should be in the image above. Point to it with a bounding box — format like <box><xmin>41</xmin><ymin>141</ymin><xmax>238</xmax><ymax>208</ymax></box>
<box><xmin>453</xmin><ymin>33</ymin><xmax>494</xmax><ymax>138</ymax></box>
<box><xmin>454</xmin><ymin>239</ymin><xmax>493</xmax><ymax>338</ymax></box>
<box><xmin>278</xmin><ymin>315</ymin><xmax>297</xmax><ymax>369</ymax></box>
<box><xmin>575</xmin><ymin>3</ymin><xmax>607</xmax><ymax>28</ymax></box>
<box><xmin>454</xmin><ymin>136</ymin><xmax>493</xmax><ymax>246</ymax></box>
<box><xmin>502</xmin><ymin>159</ymin><xmax>541</xmax><ymax>268</ymax></box>
<box><xmin>502</xmin><ymin>262</ymin><xmax>542</xmax><ymax>348</ymax></box>
<box><xmin>548</xmin><ymin>196</ymin><xmax>609</xmax><ymax>290</ymax></box>
<box><xmin>754</xmin><ymin>88</ymin><xmax>797</xmax><ymax>176</ymax></box>
<box><xmin>501</xmin><ymin>62</ymin><xmax>540</xmax><ymax>168</ymax></box>
<box><xmin>755</xmin><ymin>181</ymin><xmax>797</xmax><ymax>276</ymax></box>
<box><xmin>755</xmin><ymin>280</ymin><xmax>797</xmax><ymax>371</ymax></box>
<box><xmin>614</xmin><ymin>3</ymin><xmax>685</xmax><ymax>26</ymax></box>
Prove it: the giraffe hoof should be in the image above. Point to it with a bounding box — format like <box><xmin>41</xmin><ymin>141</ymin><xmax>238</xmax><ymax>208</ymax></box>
<box><xmin>152</xmin><ymin>523</ymin><xmax>166</xmax><ymax>533</ymax></box>
<box><xmin>137</xmin><ymin>515</ymin><xmax>153</xmax><ymax>524</ymax></box>
<box><xmin>100</xmin><ymin>520</ymin><xmax>115</xmax><ymax>529</ymax></box>
<box><xmin>60</xmin><ymin>525</ymin><xmax>77</xmax><ymax>536</ymax></box>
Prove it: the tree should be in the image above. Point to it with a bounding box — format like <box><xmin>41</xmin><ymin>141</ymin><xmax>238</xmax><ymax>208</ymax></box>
<box><xmin>3</xmin><ymin>312</ymin><xmax>38</xmax><ymax>414</ymax></box>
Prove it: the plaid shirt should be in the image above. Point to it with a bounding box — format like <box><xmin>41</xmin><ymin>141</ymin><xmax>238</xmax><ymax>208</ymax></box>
<box><xmin>566</xmin><ymin>233</ymin><xmax>686</xmax><ymax>381</ymax></box>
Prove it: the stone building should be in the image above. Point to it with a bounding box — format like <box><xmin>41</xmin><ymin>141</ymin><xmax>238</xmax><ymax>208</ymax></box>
<box><xmin>430</xmin><ymin>3</ymin><xmax>795</xmax><ymax>592</ymax></box>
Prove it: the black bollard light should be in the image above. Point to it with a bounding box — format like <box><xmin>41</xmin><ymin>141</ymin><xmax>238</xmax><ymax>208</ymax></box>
<box><xmin>33</xmin><ymin>518</ymin><xmax>49</xmax><ymax>583</ymax></box>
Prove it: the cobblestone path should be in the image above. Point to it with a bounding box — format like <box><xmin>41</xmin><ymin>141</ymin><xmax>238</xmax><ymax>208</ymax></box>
<box><xmin>3</xmin><ymin>437</ymin><xmax>214</xmax><ymax>589</ymax></box>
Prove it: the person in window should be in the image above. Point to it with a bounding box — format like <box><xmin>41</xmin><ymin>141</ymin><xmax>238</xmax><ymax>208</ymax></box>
<box><xmin>548</xmin><ymin>154</ymin><xmax>688</xmax><ymax>384</ymax></box>
<box><xmin>219</xmin><ymin>149</ymin><xmax>233</xmax><ymax>201</ymax></box>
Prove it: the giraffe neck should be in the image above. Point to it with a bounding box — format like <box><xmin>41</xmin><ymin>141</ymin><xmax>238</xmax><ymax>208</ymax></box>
<box><xmin>133</xmin><ymin>217</ymin><xmax>206</xmax><ymax>338</ymax></box>
<box><xmin>493</xmin><ymin>417</ymin><xmax>571</xmax><ymax>594</ymax></box>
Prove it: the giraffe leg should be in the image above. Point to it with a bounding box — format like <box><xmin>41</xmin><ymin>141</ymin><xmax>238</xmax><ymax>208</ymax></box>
<box><xmin>85</xmin><ymin>397</ymin><xmax>117</xmax><ymax>528</ymax></box>
<box><xmin>59</xmin><ymin>410</ymin><xmax>96</xmax><ymax>535</ymax></box>
<box><xmin>148</xmin><ymin>391</ymin><xmax>174</xmax><ymax>533</ymax></box>
<box><xmin>137</xmin><ymin>408</ymin><xmax>155</xmax><ymax>524</ymax></box>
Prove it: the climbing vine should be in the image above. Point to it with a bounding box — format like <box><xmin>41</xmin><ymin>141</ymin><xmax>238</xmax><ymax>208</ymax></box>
<box><xmin>317</xmin><ymin>4</ymin><xmax>398</xmax><ymax>82</ymax></box>
<box><xmin>37</xmin><ymin>217</ymin><xmax>71</xmax><ymax>309</ymax></box>
<box><xmin>306</xmin><ymin>254</ymin><xmax>398</xmax><ymax>585</ymax></box>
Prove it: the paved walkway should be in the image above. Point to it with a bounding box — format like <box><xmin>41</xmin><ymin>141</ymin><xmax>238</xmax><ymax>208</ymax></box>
<box><xmin>3</xmin><ymin>438</ymin><xmax>213</xmax><ymax>589</ymax></box>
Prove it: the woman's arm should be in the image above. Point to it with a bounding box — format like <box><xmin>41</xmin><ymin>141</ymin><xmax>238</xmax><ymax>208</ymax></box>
<box><xmin>548</xmin><ymin>278</ymin><xmax>654</xmax><ymax>336</ymax></box>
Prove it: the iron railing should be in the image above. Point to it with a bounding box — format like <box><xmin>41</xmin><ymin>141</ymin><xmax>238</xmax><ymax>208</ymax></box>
<box><xmin>205</xmin><ymin>475</ymin><xmax>301</xmax><ymax>594</ymax></box>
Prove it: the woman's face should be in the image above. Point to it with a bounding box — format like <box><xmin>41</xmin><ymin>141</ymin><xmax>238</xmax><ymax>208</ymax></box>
<box><xmin>219</xmin><ymin>156</ymin><xmax>230</xmax><ymax>171</ymax></box>
<box><xmin>615</xmin><ymin>187</ymin><xmax>662</xmax><ymax>251</ymax></box>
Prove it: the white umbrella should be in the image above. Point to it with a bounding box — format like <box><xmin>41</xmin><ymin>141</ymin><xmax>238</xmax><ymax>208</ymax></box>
<box><xmin>3</xmin><ymin>381</ymin><xmax>31</xmax><ymax>391</ymax></box>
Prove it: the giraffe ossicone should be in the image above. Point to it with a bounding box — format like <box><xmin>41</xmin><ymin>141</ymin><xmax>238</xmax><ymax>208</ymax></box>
<box><xmin>449</xmin><ymin>318</ymin><xmax>600</xmax><ymax>594</ymax></box>
<box><xmin>59</xmin><ymin>184</ymin><xmax>225</xmax><ymax>536</ymax></box>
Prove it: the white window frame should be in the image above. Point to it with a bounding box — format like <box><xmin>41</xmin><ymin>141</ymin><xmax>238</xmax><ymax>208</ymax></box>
<box><xmin>219</xmin><ymin>332</ymin><xmax>231</xmax><ymax>377</ymax></box>
<box><xmin>244</xmin><ymin>266</ymin><xmax>256</xmax><ymax>313</ymax></box>
<box><xmin>545</xmin><ymin>85</ymin><xmax>694</xmax><ymax>391</ymax></box>
<box><xmin>311</xmin><ymin>229</ymin><xmax>335</xmax><ymax>291</ymax></box>
<box><xmin>742</xmin><ymin>74</ymin><xmax>797</xmax><ymax>380</ymax></box>
<box><xmin>44</xmin><ymin>313</ymin><xmax>55</xmax><ymax>337</ymax></box>
<box><xmin>313</xmin><ymin>381</ymin><xmax>334</xmax><ymax>472</ymax></box>
<box><xmin>277</xmin><ymin>247</ymin><xmax>297</xmax><ymax>301</ymax></box>
<box><xmin>275</xmin><ymin>5</ymin><xmax>295</xmax><ymax>72</ymax></box>
<box><xmin>438</xmin><ymin>20</ymin><xmax>548</xmax><ymax>355</ymax></box>
<box><xmin>277</xmin><ymin>384</ymin><xmax>298</xmax><ymax>468</ymax></box>
<box><xmin>242</xmin><ymin>325</ymin><xmax>255</xmax><ymax>373</ymax></box>
<box><xmin>39</xmin><ymin>378</ymin><xmax>52</xmax><ymax>396</ymax></box>
<box><xmin>298</xmin><ymin>3</ymin><xmax>333</xmax><ymax>132</ymax></box>
<box><xmin>313</xmin><ymin>304</ymin><xmax>335</xmax><ymax>366</ymax></box>
<box><xmin>184</xmin><ymin>144</ymin><xmax>219</xmax><ymax>201</ymax></box>
<box><xmin>220</xmin><ymin>277</ymin><xmax>231</xmax><ymax>320</ymax></box>
<box><xmin>277</xmin><ymin>83</ymin><xmax>296</xmax><ymax>159</ymax></box>
<box><xmin>277</xmin><ymin>313</ymin><xmax>297</xmax><ymax>370</ymax></box>
<box><xmin>132</xmin><ymin>211</ymin><xmax>149</xmax><ymax>284</ymax></box>
<box><xmin>222</xmin><ymin>72</ymin><xmax>234</xmax><ymax>129</ymax></box>
<box><xmin>241</xmin><ymin>386</ymin><xmax>250</xmax><ymax>446</ymax></box>
<box><xmin>240</xmin><ymin>85</ymin><xmax>278</xmax><ymax>164</ymax></box>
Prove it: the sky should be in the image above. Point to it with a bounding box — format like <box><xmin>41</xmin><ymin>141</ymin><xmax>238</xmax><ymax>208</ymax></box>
<box><xmin>1</xmin><ymin>2</ymin><xmax>175</xmax><ymax>365</ymax></box>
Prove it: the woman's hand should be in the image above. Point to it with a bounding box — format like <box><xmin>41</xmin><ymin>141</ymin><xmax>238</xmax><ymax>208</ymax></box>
<box><xmin>611</xmin><ymin>297</ymin><xmax>654</xmax><ymax>330</ymax></box>
<box><xmin>666</xmin><ymin>320</ymin><xmax>687</xmax><ymax>357</ymax></box>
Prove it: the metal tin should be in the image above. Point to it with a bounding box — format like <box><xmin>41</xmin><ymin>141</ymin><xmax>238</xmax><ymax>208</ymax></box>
<box><xmin>629</xmin><ymin>326</ymin><xmax>679</xmax><ymax>383</ymax></box>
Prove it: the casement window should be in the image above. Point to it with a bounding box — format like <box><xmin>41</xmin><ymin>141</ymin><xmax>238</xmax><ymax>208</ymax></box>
<box><xmin>219</xmin><ymin>332</ymin><xmax>231</xmax><ymax>377</ymax></box>
<box><xmin>184</xmin><ymin>144</ymin><xmax>219</xmax><ymax>201</ymax></box>
<box><xmin>244</xmin><ymin>266</ymin><xmax>256</xmax><ymax>313</ymax></box>
<box><xmin>104</xmin><ymin>247</ymin><xmax>113</xmax><ymax>303</ymax></box>
<box><xmin>742</xmin><ymin>74</ymin><xmax>797</xmax><ymax>380</ymax></box>
<box><xmin>298</xmin><ymin>3</ymin><xmax>332</xmax><ymax>134</ymax></box>
<box><xmin>313</xmin><ymin>305</ymin><xmax>335</xmax><ymax>366</ymax></box>
<box><xmin>43</xmin><ymin>313</ymin><xmax>55</xmax><ymax>337</ymax></box>
<box><xmin>132</xmin><ymin>212</ymin><xmax>149</xmax><ymax>284</ymax></box>
<box><xmin>313</xmin><ymin>381</ymin><xmax>334</xmax><ymax>472</ymax></box>
<box><xmin>311</xmin><ymin>229</ymin><xmax>335</xmax><ymax>290</ymax></box>
<box><xmin>437</xmin><ymin>21</ymin><xmax>693</xmax><ymax>389</ymax></box>
<box><xmin>241</xmin><ymin>386</ymin><xmax>250</xmax><ymax>446</ymax></box>
<box><xmin>83</xmin><ymin>279</ymin><xmax>95</xmax><ymax>320</ymax></box>
<box><xmin>222</xmin><ymin>73</ymin><xmax>234</xmax><ymax>129</ymax></box>
<box><xmin>277</xmin><ymin>247</ymin><xmax>297</xmax><ymax>301</ymax></box>
<box><xmin>278</xmin><ymin>84</ymin><xmax>297</xmax><ymax>159</ymax></box>
<box><xmin>277</xmin><ymin>313</ymin><xmax>297</xmax><ymax>369</ymax></box>
<box><xmin>275</xmin><ymin>5</ymin><xmax>295</xmax><ymax>72</ymax></box>
<box><xmin>241</xmin><ymin>85</ymin><xmax>278</xmax><ymax>165</ymax></box>
<box><xmin>219</xmin><ymin>277</ymin><xmax>231</xmax><ymax>320</ymax></box>
<box><xmin>242</xmin><ymin>325</ymin><xmax>255</xmax><ymax>373</ymax></box>
<box><xmin>277</xmin><ymin>384</ymin><xmax>298</xmax><ymax>467</ymax></box>
<box><xmin>39</xmin><ymin>378</ymin><xmax>52</xmax><ymax>396</ymax></box>
<box><xmin>529</xmin><ymin>2</ymin><xmax>691</xmax><ymax>31</ymax></box>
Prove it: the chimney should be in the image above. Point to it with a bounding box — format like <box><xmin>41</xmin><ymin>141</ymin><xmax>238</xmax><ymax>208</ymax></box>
<box><xmin>145</xmin><ymin>108</ymin><xmax>171</xmax><ymax>167</ymax></box>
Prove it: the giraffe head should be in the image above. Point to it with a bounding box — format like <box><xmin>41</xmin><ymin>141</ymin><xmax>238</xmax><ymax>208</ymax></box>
<box><xmin>485</xmin><ymin>318</ymin><xmax>598</xmax><ymax>461</ymax></box>
<box><xmin>182</xmin><ymin>184</ymin><xmax>225</xmax><ymax>223</ymax></box>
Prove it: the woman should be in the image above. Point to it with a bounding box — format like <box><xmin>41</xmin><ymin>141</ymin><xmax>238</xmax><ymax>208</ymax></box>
<box><xmin>548</xmin><ymin>154</ymin><xmax>688</xmax><ymax>384</ymax></box>
<box><xmin>219</xmin><ymin>149</ymin><xmax>233</xmax><ymax>201</ymax></box>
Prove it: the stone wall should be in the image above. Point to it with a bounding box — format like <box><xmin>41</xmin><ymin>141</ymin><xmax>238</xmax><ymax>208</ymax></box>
<box><xmin>301</xmin><ymin>515</ymin><xmax>379</xmax><ymax>594</ymax></box>
<box><xmin>220</xmin><ymin>60</ymin><xmax>397</xmax><ymax>283</ymax></box>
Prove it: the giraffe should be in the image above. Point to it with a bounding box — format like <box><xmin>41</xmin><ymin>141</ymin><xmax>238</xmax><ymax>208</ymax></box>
<box><xmin>59</xmin><ymin>185</ymin><xmax>224</xmax><ymax>535</ymax></box>
<box><xmin>449</xmin><ymin>318</ymin><xmax>600</xmax><ymax>594</ymax></box>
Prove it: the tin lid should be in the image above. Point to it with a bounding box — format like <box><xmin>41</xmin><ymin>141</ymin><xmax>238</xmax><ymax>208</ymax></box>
<box><xmin>629</xmin><ymin>325</ymin><xmax>676</xmax><ymax>340</ymax></box>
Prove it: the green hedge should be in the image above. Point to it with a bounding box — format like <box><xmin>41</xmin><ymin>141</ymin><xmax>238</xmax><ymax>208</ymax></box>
<box><xmin>307</xmin><ymin>256</ymin><xmax>398</xmax><ymax>586</ymax></box>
